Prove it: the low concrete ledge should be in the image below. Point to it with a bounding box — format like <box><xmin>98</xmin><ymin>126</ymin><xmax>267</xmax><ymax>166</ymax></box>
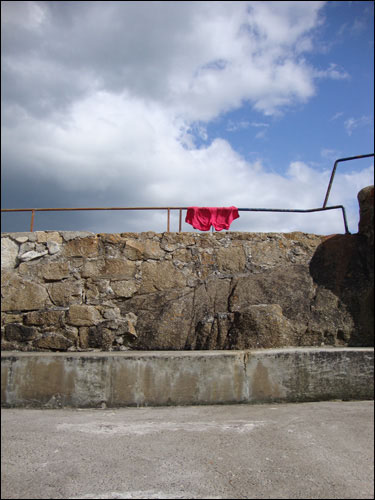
<box><xmin>1</xmin><ymin>348</ymin><xmax>374</xmax><ymax>408</ymax></box>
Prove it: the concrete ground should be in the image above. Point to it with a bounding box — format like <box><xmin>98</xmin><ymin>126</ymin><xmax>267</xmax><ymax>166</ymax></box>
<box><xmin>1</xmin><ymin>401</ymin><xmax>374</xmax><ymax>500</ymax></box>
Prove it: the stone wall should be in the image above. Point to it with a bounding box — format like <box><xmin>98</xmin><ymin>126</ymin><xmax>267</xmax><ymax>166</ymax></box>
<box><xmin>1</xmin><ymin>187</ymin><xmax>373</xmax><ymax>351</ymax></box>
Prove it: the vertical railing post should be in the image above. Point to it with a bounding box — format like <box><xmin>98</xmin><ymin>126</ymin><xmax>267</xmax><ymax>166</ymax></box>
<box><xmin>179</xmin><ymin>209</ymin><xmax>182</xmax><ymax>232</ymax></box>
<box><xmin>167</xmin><ymin>208</ymin><xmax>170</xmax><ymax>232</ymax></box>
<box><xmin>341</xmin><ymin>206</ymin><xmax>350</xmax><ymax>234</ymax></box>
<box><xmin>30</xmin><ymin>210</ymin><xmax>35</xmax><ymax>232</ymax></box>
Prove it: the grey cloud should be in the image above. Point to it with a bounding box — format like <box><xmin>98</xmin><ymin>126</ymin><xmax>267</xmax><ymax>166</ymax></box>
<box><xmin>1</xmin><ymin>158</ymin><xmax>157</xmax><ymax>233</ymax></box>
<box><xmin>2</xmin><ymin>1</ymin><xmax>199</xmax><ymax>117</ymax></box>
<box><xmin>2</xmin><ymin>62</ymin><xmax>90</xmax><ymax>119</ymax></box>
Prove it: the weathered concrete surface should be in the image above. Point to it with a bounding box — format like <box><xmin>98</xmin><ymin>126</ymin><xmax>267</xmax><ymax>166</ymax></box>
<box><xmin>2</xmin><ymin>348</ymin><xmax>373</xmax><ymax>408</ymax></box>
<box><xmin>1</xmin><ymin>401</ymin><xmax>374</xmax><ymax>499</ymax></box>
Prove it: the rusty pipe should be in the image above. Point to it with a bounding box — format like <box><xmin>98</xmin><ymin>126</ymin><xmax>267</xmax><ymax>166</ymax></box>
<box><xmin>323</xmin><ymin>153</ymin><xmax>374</xmax><ymax>208</ymax></box>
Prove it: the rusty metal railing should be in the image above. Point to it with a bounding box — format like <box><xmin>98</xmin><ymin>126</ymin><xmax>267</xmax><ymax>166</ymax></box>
<box><xmin>0</xmin><ymin>206</ymin><xmax>185</xmax><ymax>233</ymax></box>
<box><xmin>323</xmin><ymin>153</ymin><xmax>374</xmax><ymax>208</ymax></box>
<box><xmin>1</xmin><ymin>154</ymin><xmax>373</xmax><ymax>233</ymax></box>
<box><xmin>237</xmin><ymin>205</ymin><xmax>351</xmax><ymax>233</ymax></box>
<box><xmin>0</xmin><ymin>203</ymin><xmax>352</xmax><ymax>234</ymax></box>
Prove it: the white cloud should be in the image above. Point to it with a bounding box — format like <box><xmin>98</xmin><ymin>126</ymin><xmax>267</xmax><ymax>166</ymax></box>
<box><xmin>251</xmin><ymin>122</ymin><xmax>270</xmax><ymax>128</ymax></box>
<box><xmin>2</xmin><ymin>1</ymin><xmax>330</xmax><ymax>121</ymax></box>
<box><xmin>255</xmin><ymin>130</ymin><xmax>267</xmax><ymax>140</ymax></box>
<box><xmin>344</xmin><ymin>116</ymin><xmax>373</xmax><ymax>136</ymax></box>
<box><xmin>313</xmin><ymin>63</ymin><xmax>350</xmax><ymax>80</ymax></box>
<box><xmin>330</xmin><ymin>112</ymin><xmax>344</xmax><ymax>121</ymax></box>
<box><xmin>226</xmin><ymin>120</ymin><xmax>251</xmax><ymax>132</ymax></box>
<box><xmin>321</xmin><ymin>148</ymin><xmax>341</xmax><ymax>161</ymax></box>
<box><xmin>3</xmin><ymin>90</ymin><xmax>373</xmax><ymax>234</ymax></box>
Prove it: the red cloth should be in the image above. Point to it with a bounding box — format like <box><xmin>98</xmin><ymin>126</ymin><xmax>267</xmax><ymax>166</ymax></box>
<box><xmin>185</xmin><ymin>206</ymin><xmax>239</xmax><ymax>231</ymax></box>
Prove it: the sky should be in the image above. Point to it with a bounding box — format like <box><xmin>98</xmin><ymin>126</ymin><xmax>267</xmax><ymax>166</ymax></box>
<box><xmin>1</xmin><ymin>0</ymin><xmax>374</xmax><ymax>235</ymax></box>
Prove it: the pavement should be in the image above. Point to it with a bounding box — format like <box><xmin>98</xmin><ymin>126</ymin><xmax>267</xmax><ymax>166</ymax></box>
<box><xmin>1</xmin><ymin>401</ymin><xmax>374</xmax><ymax>499</ymax></box>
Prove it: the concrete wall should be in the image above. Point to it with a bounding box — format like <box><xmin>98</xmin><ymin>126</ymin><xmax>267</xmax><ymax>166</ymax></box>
<box><xmin>2</xmin><ymin>348</ymin><xmax>373</xmax><ymax>408</ymax></box>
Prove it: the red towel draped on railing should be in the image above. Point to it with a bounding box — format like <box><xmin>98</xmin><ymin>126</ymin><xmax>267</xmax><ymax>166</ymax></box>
<box><xmin>185</xmin><ymin>206</ymin><xmax>239</xmax><ymax>231</ymax></box>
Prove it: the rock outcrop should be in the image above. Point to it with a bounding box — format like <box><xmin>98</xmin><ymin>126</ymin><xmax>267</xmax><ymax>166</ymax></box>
<box><xmin>1</xmin><ymin>187</ymin><xmax>373</xmax><ymax>351</ymax></box>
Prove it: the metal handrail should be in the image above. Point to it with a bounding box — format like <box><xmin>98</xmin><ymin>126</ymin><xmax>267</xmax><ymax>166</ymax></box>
<box><xmin>323</xmin><ymin>153</ymin><xmax>374</xmax><ymax>208</ymax></box>
<box><xmin>1</xmin><ymin>154</ymin><xmax>373</xmax><ymax>234</ymax></box>
<box><xmin>237</xmin><ymin>205</ymin><xmax>350</xmax><ymax>234</ymax></box>
<box><xmin>0</xmin><ymin>204</ymin><xmax>350</xmax><ymax>234</ymax></box>
<box><xmin>1</xmin><ymin>206</ymin><xmax>183</xmax><ymax>233</ymax></box>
